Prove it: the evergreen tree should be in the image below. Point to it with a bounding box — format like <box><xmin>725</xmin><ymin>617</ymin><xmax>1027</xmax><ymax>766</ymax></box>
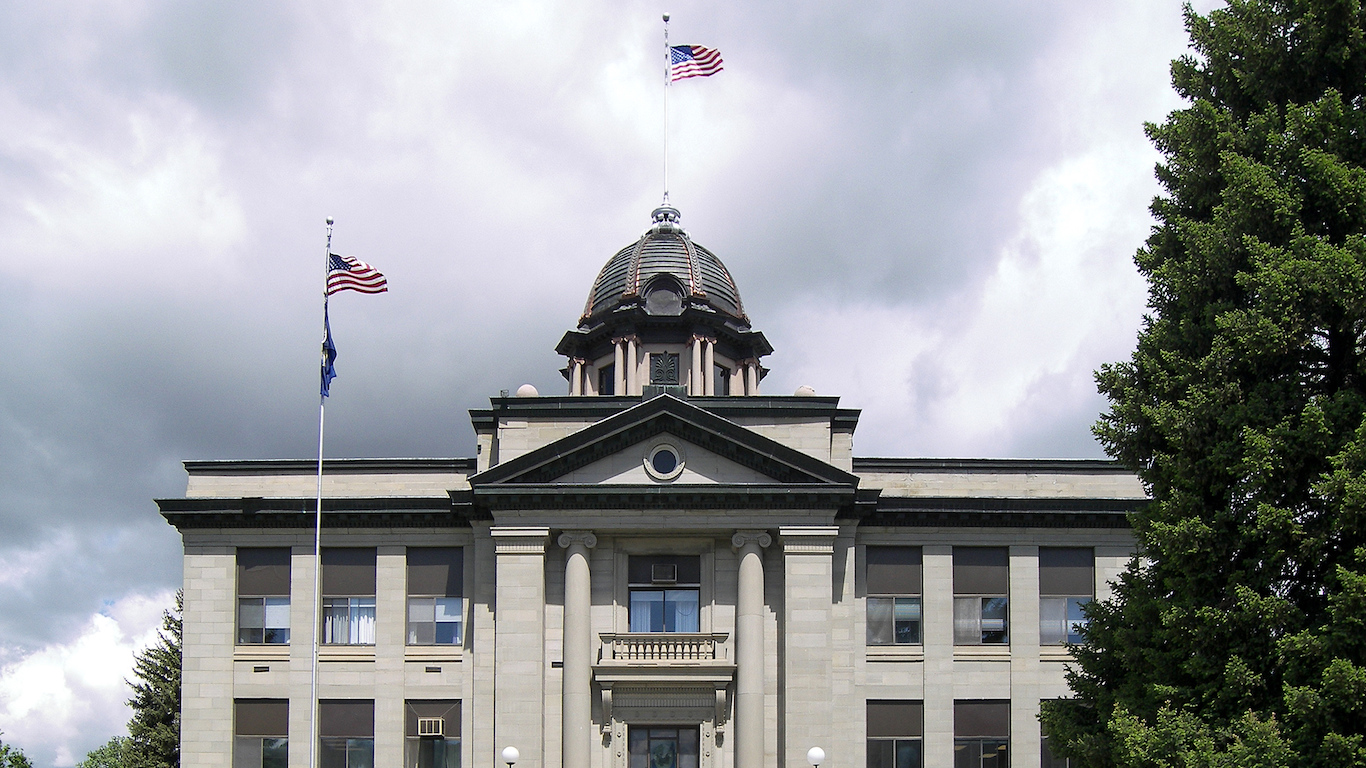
<box><xmin>1042</xmin><ymin>1</ymin><xmax>1366</xmax><ymax>766</ymax></box>
<box><xmin>125</xmin><ymin>591</ymin><xmax>181</xmax><ymax>768</ymax></box>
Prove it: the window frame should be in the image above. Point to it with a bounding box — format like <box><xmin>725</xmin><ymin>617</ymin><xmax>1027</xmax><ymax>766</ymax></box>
<box><xmin>865</xmin><ymin>547</ymin><xmax>923</xmax><ymax>646</ymax></box>
<box><xmin>1039</xmin><ymin>548</ymin><xmax>1094</xmax><ymax>646</ymax></box>
<box><xmin>236</xmin><ymin>548</ymin><xmax>291</xmax><ymax>647</ymax></box>
<box><xmin>626</xmin><ymin>554</ymin><xmax>703</xmax><ymax>634</ymax></box>
<box><xmin>320</xmin><ymin>549</ymin><xmax>377</xmax><ymax>647</ymax></box>
<box><xmin>407</xmin><ymin>547</ymin><xmax>464</xmax><ymax>647</ymax></box>
<box><xmin>953</xmin><ymin>548</ymin><xmax>1009</xmax><ymax>646</ymax></box>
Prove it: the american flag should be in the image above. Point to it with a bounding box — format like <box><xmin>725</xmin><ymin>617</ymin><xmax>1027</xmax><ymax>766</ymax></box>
<box><xmin>326</xmin><ymin>253</ymin><xmax>387</xmax><ymax>295</ymax></box>
<box><xmin>670</xmin><ymin>45</ymin><xmax>723</xmax><ymax>81</ymax></box>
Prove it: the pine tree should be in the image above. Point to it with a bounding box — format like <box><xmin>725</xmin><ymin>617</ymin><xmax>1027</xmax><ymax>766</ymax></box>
<box><xmin>125</xmin><ymin>592</ymin><xmax>181</xmax><ymax>768</ymax></box>
<box><xmin>1042</xmin><ymin>1</ymin><xmax>1366</xmax><ymax>766</ymax></box>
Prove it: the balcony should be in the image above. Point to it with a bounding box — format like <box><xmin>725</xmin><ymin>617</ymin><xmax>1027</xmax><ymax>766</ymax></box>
<box><xmin>598</xmin><ymin>632</ymin><xmax>730</xmax><ymax>664</ymax></box>
<box><xmin>593</xmin><ymin>633</ymin><xmax>735</xmax><ymax>732</ymax></box>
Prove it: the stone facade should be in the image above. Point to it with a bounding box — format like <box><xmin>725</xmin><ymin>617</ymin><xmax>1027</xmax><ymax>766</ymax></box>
<box><xmin>160</xmin><ymin>208</ymin><xmax>1142</xmax><ymax>768</ymax></box>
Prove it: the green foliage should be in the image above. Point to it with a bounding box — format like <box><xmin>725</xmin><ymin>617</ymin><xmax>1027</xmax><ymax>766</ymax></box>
<box><xmin>0</xmin><ymin>734</ymin><xmax>34</xmax><ymax>768</ymax></box>
<box><xmin>77</xmin><ymin>736</ymin><xmax>131</xmax><ymax>768</ymax></box>
<box><xmin>1042</xmin><ymin>1</ymin><xmax>1366</xmax><ymax>765</ymax></box>
<box><xmin>125</xmin><ymin>591</ymin><xmax>181</xmax><ymax>768</ymax></box>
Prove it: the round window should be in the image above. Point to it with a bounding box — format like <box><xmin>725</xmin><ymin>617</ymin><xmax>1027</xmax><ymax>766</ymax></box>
<box><xmin>644</xmin><ymin>443</ymin><xmax>685</xmax><ymax>481</ymax></box>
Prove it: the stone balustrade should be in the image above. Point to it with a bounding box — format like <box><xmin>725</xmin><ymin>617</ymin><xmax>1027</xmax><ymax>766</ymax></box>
<box><xmin>598</xmin><ymin>633</ymin><xmax>730</xmax><ymax>663</ymax></box>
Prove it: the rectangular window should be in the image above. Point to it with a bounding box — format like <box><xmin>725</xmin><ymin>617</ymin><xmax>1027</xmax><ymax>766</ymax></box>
<box><xmin>1039</xmin><ymin>548</ymin><xmax>1094</xmax><ymax>645</ymax></box>
<box><xmin>867</xmin><ymin>701</ymin><xmax>923</xmax><ymax>768</ymax></box>
<box><xmin>599</xmin><ymin>365</ymin><xmax>616</xmax><ymax>396</ymax></box>
<box><xmin>238</xmin><ymin>548</ymin><xmax>291</xmax><ymax>645</ymax></box>
<box><xmin>1041</xmin><ymin>737</ymin><xmax>1071</xmax><ymax>768</ymax></box>
<box><xmin>628</xmin><ymin>556</ymin><xmax>701</xmax><ymax>633</ymax></box>
<box><xmin>713</xmin><ymin>364</ymin><xmax>729</xmax><ymax>396</ymax></box>
<box><xmin>406</xmin><ymin>700</ymin><xmax>460</xmax><ymax>768</ymax></box>
<box><xmin>234</xmin><ymin>699</ymin><xmax>288</xmax><ymax>768</ymax></box>
<box><xmin>953</xmin><ymin>547</ymin><xmax>1009</xmax><ymax>645</ymax></box>
<box><xmin>322</xmin><ymin>549</ymin><xmax>376</xmax><ymax>646</ymax></box>
<box><xmin>866</xmin><ymin>547</ymin><xmax>922</xmax><ymax>645</ymax></box>
<box><xmin>408</xmin><ymin>548</ymin><xmax>463</xmax><ymax>646</ymax></box>
<box><xmin>954</xmin><ymin>700</ymin><xmax>1009</xmax><ymax>768</ymax></box>
<box><xmin>320</xmin><ymin>700</ymin><xmax>374</xmax><ymax>768</ymax></box>
<box><xmin>628</xmin><ymin>726</ymin><xmax>699</xmax><ymax>768</ymax></box>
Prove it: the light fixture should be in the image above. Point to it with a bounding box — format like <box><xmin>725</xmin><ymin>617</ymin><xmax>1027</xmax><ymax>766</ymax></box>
<box><xmin>502</xmin><ymin>746</ymin><xmax>520</xmax><ymax>768</ymax></box>
<box><xmin>807</xmin><ymin>746</ymin><xmax>826</xmax><ymax>768</ymax></box>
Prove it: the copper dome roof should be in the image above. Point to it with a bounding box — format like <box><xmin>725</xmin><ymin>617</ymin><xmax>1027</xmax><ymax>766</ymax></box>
<box><xmin>581</xmin><ymin>206</ymin><xmax>747</xmax><ymax>324</ymax></box>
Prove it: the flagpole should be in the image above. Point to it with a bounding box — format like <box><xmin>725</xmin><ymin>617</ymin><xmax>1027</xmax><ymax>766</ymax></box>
<box><xmin>658</xmin><ymin>13</ymin><xmax>663</xmax><ymax>204</ymax></box>
<box><xmin>309</xmin><ymin>217</ymin><xmax>333</xmax><ymax>768</ymax></box>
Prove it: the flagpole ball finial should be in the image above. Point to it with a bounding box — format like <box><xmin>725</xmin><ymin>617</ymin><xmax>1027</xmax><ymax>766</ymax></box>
<box><xmin>326</xmin><ymin>217</ymin><xmax>334</xmax><ymax>225</ymax></box>
<box><xmin>663</xmin><ymin>12</ymin><xmax>669</xmax><ymax>22</ymax></box>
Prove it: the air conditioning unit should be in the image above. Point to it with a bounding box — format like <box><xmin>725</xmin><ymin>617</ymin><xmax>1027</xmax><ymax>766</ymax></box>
<box><xmin>417</xmin><ymin>717</ymin><xmax>445</xmax><ymax>737</ymax></box>
<box><xmin>651</xmin><ymin>563</ymin><xmax>677</xmax><ymax>584</ymax></box>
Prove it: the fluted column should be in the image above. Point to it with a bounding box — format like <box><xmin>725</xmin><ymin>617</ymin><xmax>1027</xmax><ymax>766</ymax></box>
<box><xmin>691</xmin><ymin>336</ymin><xmax>704</xmax><ymax>395</ymax></box>
<box><xmin>559</xmin><ymin>531</ymin><xmax>597</xmax><ymax>768</ymax></box>
<box><xmin>569</xmin><ymin>359</ymin><xmax>582</xmax><ymax>396</ymax></box>
<box><xmin>626</xmin><ymin>338</ymin><xmax>639</xmax><ymax>394</ymax></box>
<box><xmin>733</xmin><ymin>530</ymin><xmax>772</xmax><ymax>768</ymax></box>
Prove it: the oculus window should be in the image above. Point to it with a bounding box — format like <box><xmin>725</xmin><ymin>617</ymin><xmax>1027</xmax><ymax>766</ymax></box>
<box><xmin>866</xmin><ymin>547</ymin><xmax>922</xmax><ymax>645</ymax></box>
<box><xmin>322</xmin><ymin>549</ymin><xmax>376</xmax><ymax>645</ymax></box>
<box><xmin>234</xmin><ymin>699</ymin><xmax>287</xmax><ymax>768</ymax></box>
<box><xmin>954</xmin><ymin>700</ymin><xmax>1009</xmax><ymax>768</ymax></box>
<box><xmin>237</xmin><ymin>548</ymin><xmax>290</xmax><ymax>645</ymax></box>
<box><xmin>953</xmin><ymin>548</ymin><xmax>1009</xmax><ymax>645</ymax></box>
<box><xmin>629</xmin><ymin>555</ymin><xmax>700</xmax><ymax>633</ymax></box>
<box><xmin>867</xmin><ymin>700</ymin><xmax>923</xmax><ymax>768</ymax></box>
<box><xmin>1039</xmin><ymin>548</ymin><xmax>1093</xmax><ymax>645</ymax></box>
<box><xmin>407</xmin><ymin>548</ymin><xmax>463</xmax><ymax>646</ymax></box>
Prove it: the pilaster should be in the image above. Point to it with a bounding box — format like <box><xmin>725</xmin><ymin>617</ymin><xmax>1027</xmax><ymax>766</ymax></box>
<box><xmin>779</xmin><ymin>527</ymin><xmax>838</xmax><ymax>768</ymax></box>
<box><xmin>493</xmin><ymin>526</ymin><xmax>551</xmax><ymax>768</ymax></box>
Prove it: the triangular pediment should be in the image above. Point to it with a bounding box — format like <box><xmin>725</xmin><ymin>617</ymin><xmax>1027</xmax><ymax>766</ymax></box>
<box><xmin>471</xmin><ymin>395</ymin><xmax>858</xmax><ymax>488</ymax></box>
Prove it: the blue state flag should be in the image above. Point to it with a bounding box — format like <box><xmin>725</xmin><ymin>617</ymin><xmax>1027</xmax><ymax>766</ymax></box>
<box><xmin>321</xmin><ymin>307</ymin><xmax>338</xmax><ymax>398</ymax></box>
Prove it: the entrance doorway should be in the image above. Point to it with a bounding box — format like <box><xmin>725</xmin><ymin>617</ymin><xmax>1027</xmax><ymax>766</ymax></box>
<box><xmin>628</xmin><ymin>727</ymin><xmax>699</xmax><ymax>768</ymax></box>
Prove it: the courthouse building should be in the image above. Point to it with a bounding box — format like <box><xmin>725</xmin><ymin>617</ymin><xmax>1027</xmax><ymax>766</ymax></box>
<box><xmin>160</xmin><ymin>205</ymin><xmax>1143</xmax><ymax>768</ymax></box>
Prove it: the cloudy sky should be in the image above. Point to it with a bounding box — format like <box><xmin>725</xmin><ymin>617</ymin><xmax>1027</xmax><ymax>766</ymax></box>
<box><xmin>0</xmin><ymin>0</ymin><xmax>1210</xmax><ymax>763</ymax></box>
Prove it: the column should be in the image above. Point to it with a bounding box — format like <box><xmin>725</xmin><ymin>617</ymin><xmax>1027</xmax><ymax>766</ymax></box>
<box><xmin>732</xmin><ymin>530</ymin><xmax>772</xmax><ymax>768</ymax></box>
<box><xmin>1009</xmin><ymin>546</ymin><xmax>1041</xmax><ymax>766</ymax></box>
<box><xmin>703</xmin><ymin>341</ymin><xmax>715</xmax><ymax>395</ymax></box>
<box><xmin>559</xmin><ymin>531</ymin><xmax>597</xmax><ymax>768</ymax></box>
<box><xmin>745</xmin><ymin>362</ymin><xmax>759</xmax><ymax>396</ymax></box>
<box><xmin>626</xmin><ymin>338</ymin><xmax>639</xmax><ymax>395</ymax></box>
<box><xmin>691</xmin><ymin>337</ymin><xmax>704</xmax><ymax>395</ymax></box>
<box><xmin>921</xmin><ymin>545</ymin><xmax>954</xmax><ymax>767</ymax></box>
<box><xmin>493</xmin><ymin>527</ymin><xmax>550</xmax><ymax>768</ymax></box>
<box><xmin>613</xmin><ymin>340</ymin><xmax>626</xmax><ymax>396</ymax></box>
<box><xmin>570</xmin><ymin>359</ymin><xmax>582</xmax><ymax>396</ymax></box>
<box><xmin>780</xmin><ymin>527</ymin><xmax>838</xmax><ymax>768</ymax></box>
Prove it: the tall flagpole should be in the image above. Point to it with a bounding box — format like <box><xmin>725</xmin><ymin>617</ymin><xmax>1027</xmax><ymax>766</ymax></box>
<box><xmin>309</xmin><ymin>217</ymin><xmax>333</xmax><ymax>768</ymax></box>
<box><xmin>663</xmin><ymin>13</ymin><xmax>670</xmax><ymax>206</ymax></box>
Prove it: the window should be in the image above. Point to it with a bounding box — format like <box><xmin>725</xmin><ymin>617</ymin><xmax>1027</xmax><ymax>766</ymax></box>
<box><xmin>322</xmin><ymin>549</ymin><xmax>376</xmax><ymax>645</ymax></box>
<box><xmin>650</xmin><ymin>353</ymin><xmax>680</xmax><ymax>385</ymax></box>
<box><xmin>954</xmin><ymin>700</ymin><xmax>1009</xmax><ymax>768</ymax></box>
<box><xmin>713</xmin><ymin>364</ymin><xmax>729</xmax><ymax>396</ymax></box>
<box><xmin>866</xmin><ymin>547</ymin><xmax>922</xmax><ymax>645</ymax></box>
<box><xmin>1041</xmin><ymin>737</ymin><xmax>1072</xmax><ymax>768</ymax></box>
<box><xmin>599</xmin><ymin>364</ymin><xmax>615</xmax><ymax>396</ymax></box>
<box><xmin>629</xmin><ymin>727</ymin><xmax>698</xmax><ymax>768</ymax></box>
<box><xmin>408</xmin><ymin>548</ymin><xmax>463</xmax><ymax>645</ymax></box>
<box><xmin>237</xmin><ymin>548</ymin><xmax>290</xmax><ymax>645</ymax></box>
<box><xmin>628</xmin><ymin>555</ymin><xmax>700</xmax><ymax>633</ymax></box>
<box><xmin>406</xmin><ymin>700</ymin><xmax>460</xmax><ymax>768</ymax></box>
<box><xmin>953</xmin><ymin>548</ymin><xmax>1009</xmax><ymax>645</ymax></box>
<box><xmin>1039</xmin><ymin>548</ymin><xmax>1094</xmax><ymax>645</ymax></box>
<box><xmin>867</xmin><ymin>701</ymin><xmax>923</xmax><ymax>768</ymax></box>
<box><xmin>320</xmin><ymin>700</ymin><xmax>374</xmax><ymax>768</ymax></box>
<box><xmin>234</xmin><ymin>699</ymin><xmax>287</xmax><ymax>768</ymax></box>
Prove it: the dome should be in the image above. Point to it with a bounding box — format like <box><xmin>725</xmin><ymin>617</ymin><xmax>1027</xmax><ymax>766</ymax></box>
<box><xmin>581</xmin><ymin>205</ymin><xmax>747</xmax><ymax>325</ymax></box>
